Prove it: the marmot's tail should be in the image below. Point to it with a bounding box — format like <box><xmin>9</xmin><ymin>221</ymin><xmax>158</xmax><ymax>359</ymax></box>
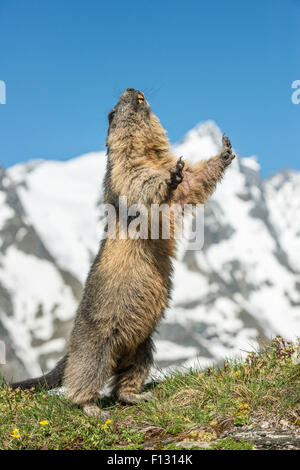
<box><xmin>10</xmin><ymin>355</ymin><xmax>67</xmax><ymax>391</ymax></box>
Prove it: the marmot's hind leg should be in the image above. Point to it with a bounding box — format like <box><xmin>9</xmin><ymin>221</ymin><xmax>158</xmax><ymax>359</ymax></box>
<box><xmin>63</xmin><ymin>338</ymin><xmax>115</xmax><ymax>417</ymax></box>
<box><xmin>113</xmin><ymin>337</ymin><xmax>154</xmax><ymax>404</ymax></box>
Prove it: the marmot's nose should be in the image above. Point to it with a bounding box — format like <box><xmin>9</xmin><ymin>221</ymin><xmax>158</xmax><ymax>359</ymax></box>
<box><xmin>121</xmin><ymin>88</ymin><xmax>137</xmax><ymax>100</ymax></box>
<box><xmin>121</xmin><ymin>88</ymin><xmax>144</xmax><ymax>104</ymax></box>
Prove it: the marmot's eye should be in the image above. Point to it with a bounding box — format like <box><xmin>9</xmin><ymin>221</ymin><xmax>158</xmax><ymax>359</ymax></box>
<box><xmin>108</xmin><ymin>110</ymin><xmax>115</xmax><ymax>122</ymax></box>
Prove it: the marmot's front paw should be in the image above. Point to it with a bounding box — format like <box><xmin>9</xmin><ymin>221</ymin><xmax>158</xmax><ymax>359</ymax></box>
<box><xmin>167</xmin><ymin>157</ymin><xmax>185</xmax><ymax>189</ymax></box>
<box><xmin>221</xmin><ymin>134</ymin><xmax>236</xmax><ymax>166</ymax></box>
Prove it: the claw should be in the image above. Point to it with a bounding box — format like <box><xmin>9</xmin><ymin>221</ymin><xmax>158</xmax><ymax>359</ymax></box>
<box><xmin>168</xmin><ymin>156</ymin><xmax>185</xmax><ymax>189</ymax></box>
<box><xmin>222</xmin><ymin>134</ymin><xmax>232</xmax><ymax>149</ymax></box>
<box><xmin>221</xmin><ymin>134</ymin><xmax>235</xmax><ymax>167</ymax></box>
<box><xmin>177</xmin><ymin>156</ymin><xmax>185</xmax><ymax>169</ymax></box>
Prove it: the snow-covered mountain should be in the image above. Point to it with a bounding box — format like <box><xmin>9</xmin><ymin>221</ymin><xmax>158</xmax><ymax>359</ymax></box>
<box><xmin>1</xmin><ymin>121</ymin><xmax>299</xmax><ymax>381</ymax></box>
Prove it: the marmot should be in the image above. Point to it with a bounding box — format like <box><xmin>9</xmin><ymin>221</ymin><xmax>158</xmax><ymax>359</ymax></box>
<box><xmin>10</xmin><ymin>88</ymin><xmax>235</xmax><ymax>417</ymax></box>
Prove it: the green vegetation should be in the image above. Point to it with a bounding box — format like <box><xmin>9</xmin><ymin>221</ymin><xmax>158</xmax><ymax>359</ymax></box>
<box><xmin>210</xmin><ymin>437</ymin><xmax>253</xmax><ymax>450</ymax></box>
<box><xmin>0</xmin><ymin>336</ymin><xmax>299</xmax><ymax>450</ymax></box>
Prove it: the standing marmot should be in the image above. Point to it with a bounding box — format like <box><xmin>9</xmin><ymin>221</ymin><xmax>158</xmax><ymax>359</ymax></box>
<box><xmin>10</xmin><ymin>88</ymin><xmax>235</xmax><ymax>416</ymax></box>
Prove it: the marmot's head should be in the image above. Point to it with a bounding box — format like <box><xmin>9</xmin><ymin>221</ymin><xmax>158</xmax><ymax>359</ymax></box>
<box><xmin>106</xmin><ymin>88</ymin><xmax>169</xmax><ymax>158</ymax></box>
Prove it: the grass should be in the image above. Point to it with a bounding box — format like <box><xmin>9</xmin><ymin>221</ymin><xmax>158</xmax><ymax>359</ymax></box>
<box><xmin>0</xmin><ymin>335</ymin><xmax>299</xmax><ymax>450</ymax></box>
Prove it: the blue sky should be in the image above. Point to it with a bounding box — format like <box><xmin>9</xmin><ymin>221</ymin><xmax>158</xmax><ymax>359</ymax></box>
<box><xmin>0</xmin><ymin>0</ymin><xmax>299</xmax><ymax>177</ymax></box>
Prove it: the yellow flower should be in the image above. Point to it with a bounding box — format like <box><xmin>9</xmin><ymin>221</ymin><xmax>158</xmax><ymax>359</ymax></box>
<box><xmin>237</xmin><ymin>402</ymin><xmax>251</xmax><ymax>413</ymax></box>
<box><xmin>39</xmin><ymin>420</ymin><xmax>49</xmax><ymax>426</ymax></box>
<box><xmin>196</xmin><ymin>374</ymin><xmax>202</xmax><ymax>380</ymax></box>
<box><xmin>10</xmin><ymin>428</ymin><xmax>21</xmax><ymax>439</ymax></box>
<box><xmin>103</xmin><ymin>419</ymin><xmax>112</xmax><ymax>430</ymax></box>
<box><xmin>235</xmin><ymin>371</ymin><xmax>240</xmax><ymax>377</ymax></box>
<box><xmin>209</xmin><ymin>420</ymin><xmax>218</xmax><ymax>428</ymax></box>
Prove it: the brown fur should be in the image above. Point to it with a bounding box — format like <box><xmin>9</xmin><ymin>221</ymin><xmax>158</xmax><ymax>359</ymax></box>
<box><xmin>11</xmin><ymin>89</ymin><xmax>235</xmax><ymax>416</ymax></box>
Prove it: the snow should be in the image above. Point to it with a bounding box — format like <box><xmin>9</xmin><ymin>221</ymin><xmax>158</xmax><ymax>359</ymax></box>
<box><xmin>9</xmin><ymin>152</ymin><xmax>106</xmax><ymax>282</ymax></box>
<box><xmin>0</xmin><ymin>247</ymin><xmax>77</xmax><ymax>374</ymax></box>
<box><xmin>155</xmin><ymin>340</ymin><xmax>199</xmax><ymax>361</ymax></box>
<box><xmin>173</xmin><ymin>120</ymin><xmax>222</xmax><ymax>162</ymax></box>
<box><xmin>171</xmin><ymin>259</ymin><xmax>208</xmax><ymax>304</ymax></box>
<box><xmin>242</xmin><ymin>156</ymin><xmax>260</xmax><ymax>172</ymax></box>
<box><xmin>0</xmin><ymin>191</ymin><xmax>14</xmax><ymax>229</ymax></box>
<box><xmin>266</xmin><ymin>170</ymin><xmax>300</xmax><ymax>271</ymax></box>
